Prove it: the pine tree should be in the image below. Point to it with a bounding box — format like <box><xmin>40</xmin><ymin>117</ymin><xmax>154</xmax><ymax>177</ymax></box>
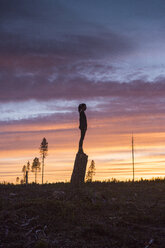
<box><xmin>86</xmin><ymin>160</ymin><xmax>96</xmax><ymax>182</ymax></box>
<box><xmin>16</xmin><ymin>177</ymin><xmax>20</xmax><ymax>184</ymax></box>
<box><xmin>22</xmin><ymin>161</ymin><xmax>31</xmax><ymax>184</ymax></box>
<box><xmin>20</xmin><ymin>179</ymin><xmax>24</xmax><ymax>184</ymax></box>
<box><xmin>26</xmin><ymin>161</ymin><xmax>30</xmax><ymax>184</ymax></box>
<box><xmin>40</xmin><ymin>137</ymin><xmax>48</xmax><ymax>184</ymax></box>
<box><xmin>31</xmin><ymin>157</ymin><xmax>41</xmax><ymax>183</ymax></box>
<box><xmin>27</xmin><ymin>161</ymin><xmax>30</xmax><ymax>172</ymax></box>
<box><xmin>22</xmin><ymin>165</ymin><xmax>27</xmax><ymax>183</ymax></box>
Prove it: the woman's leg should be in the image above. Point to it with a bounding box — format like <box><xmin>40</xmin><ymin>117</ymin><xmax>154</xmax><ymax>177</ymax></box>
<box><xmin>79</xmin><ymin>129</ymin><xmax>86</xmax><ymax>151</ymax></box>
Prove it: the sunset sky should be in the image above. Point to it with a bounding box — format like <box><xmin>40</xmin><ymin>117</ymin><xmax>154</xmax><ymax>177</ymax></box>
<box><xmin>0</xmin><ymin>0</ymin><xmax>165</xmax><ymax>183</ymax></box>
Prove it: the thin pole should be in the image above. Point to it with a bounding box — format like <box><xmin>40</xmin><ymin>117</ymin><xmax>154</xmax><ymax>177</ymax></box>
<box><xmin>42</xmin><ymin>154</ymin><xmax>44</xmax><ymax>184</ymax></box>
<box><xmin>132</xmin><ymin>134</ymin><xmax>135</xmax><ymax>182</ymax></box>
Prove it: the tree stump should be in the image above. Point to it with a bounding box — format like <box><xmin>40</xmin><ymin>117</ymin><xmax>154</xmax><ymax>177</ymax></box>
<box><xmin>71</xmin><ymin>151</ymin><xmax>88</xmax><ymax>186</ymax></box>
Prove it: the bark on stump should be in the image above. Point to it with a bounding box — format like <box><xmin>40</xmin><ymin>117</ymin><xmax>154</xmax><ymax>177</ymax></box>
<box><xmin>71</xmin><ymin>151</ymin><xmax>88</xmax><ymax>186</ymax></box>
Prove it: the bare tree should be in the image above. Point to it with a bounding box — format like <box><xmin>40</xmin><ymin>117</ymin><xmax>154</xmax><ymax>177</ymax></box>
<box><xmin>31</xmin><ymin>157</ymin><xmax>41</xmax><ymax>183</ymax></box>
<box><xmin>86</xmin><ymin>160</ymin><xmax>96</xmax><ymax>182</ymax></box>
<box><xmin>40</xmin><ymin>137</ymin><xmax>48</xmax><ymax>184</ymax></box>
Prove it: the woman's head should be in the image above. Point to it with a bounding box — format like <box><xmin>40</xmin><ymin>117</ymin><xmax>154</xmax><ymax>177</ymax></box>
<box><xmin>78</xmin><ymin>103</ymin><xmax>87</xmax><ymax>112</ymax></box>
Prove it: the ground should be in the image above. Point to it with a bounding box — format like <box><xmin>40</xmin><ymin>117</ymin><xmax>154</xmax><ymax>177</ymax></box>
<box><xmin>0</xmin><ymin>179</ymin><xmax>164</xmax><ymax>248</ymax></box>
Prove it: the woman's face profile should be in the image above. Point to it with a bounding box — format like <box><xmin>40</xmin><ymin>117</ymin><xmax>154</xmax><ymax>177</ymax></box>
<box><xmin>82</xmin><ymin>105</ymin><xmax>86</xmax><ymax>111</ymax></box>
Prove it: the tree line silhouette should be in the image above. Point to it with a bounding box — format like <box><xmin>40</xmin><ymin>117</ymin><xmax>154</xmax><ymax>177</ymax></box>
<box><xmin>16</xmin><ymin>138</ymin><xmax>48</xmax><ymax>184</ymax></box>
<box><xmin>16</xmin><ymin>138</ymin><xmax>96</xmax><ymax>184</ymax></box>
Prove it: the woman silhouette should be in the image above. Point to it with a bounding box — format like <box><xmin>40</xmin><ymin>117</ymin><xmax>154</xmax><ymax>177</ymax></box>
<box><xmin>78</xmin><ymin>103</ymin><xmax>87</xmax><ymax>152</ymax></box>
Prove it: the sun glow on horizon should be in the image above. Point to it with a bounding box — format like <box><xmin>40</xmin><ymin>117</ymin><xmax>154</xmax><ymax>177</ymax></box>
<box><xmin>0</xmin><ymin>119</ymin><xmax>165</xmax><ymax>183</ymax></box>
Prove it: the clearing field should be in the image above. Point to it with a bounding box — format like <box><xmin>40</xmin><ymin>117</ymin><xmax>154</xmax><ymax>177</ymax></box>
<box><xmin>0</xmin><ymin>179</ymin><xmax>165</xmax><ymax>248</ymax></box>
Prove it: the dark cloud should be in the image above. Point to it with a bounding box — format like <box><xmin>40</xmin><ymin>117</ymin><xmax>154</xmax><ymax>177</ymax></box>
<box><xmin>0</xmin><ymin>0</ymin><xmax>135</xmax><ymax>60</ymax></box>
<box><xmin>1</xmin><ymin>68</ymin><xmax>165</xmax><ymax>102</ymax></box>
<box><xmin>0</xmin><ymin>0</ymin><xmax>68</xmax><ymax>22</ymax></box>
<box><xmin>0</xmin><ymin>30</ymin><xmax>133</xmax><ymax>59</ymax></box>
<box><xmin>0</xmin><ymin>0</ymin><xmax>165</xmax><ymax>113</ymax></box>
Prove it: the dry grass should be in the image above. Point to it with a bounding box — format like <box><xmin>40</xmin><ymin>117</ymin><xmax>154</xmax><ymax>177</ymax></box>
<box><xmin>0</xmin><ymin>179</ymin><xmax>164</xmax><ymax>247</ymax></box>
